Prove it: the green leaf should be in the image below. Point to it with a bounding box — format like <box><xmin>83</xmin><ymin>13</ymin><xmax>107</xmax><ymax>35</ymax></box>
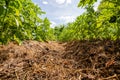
<box><xmin>0</xmin><ymin>5</ymin><xmax>4</xmax><ymax>15</ymax></box>
<box><xmin>15</xmin><ymin>18</ymin><xmax>19</xmax><ymax>27</ymax></box>
<box><xmin>78</xmin><ymin>0</ymin><xmax>97</xmax><ymax>7</ymax></box>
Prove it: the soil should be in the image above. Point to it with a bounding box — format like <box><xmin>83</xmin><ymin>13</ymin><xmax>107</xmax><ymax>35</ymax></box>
<box><xmin>0</xmin><ymin>39</ymin><xmax>120</xmax><ymax>80</ymax></box>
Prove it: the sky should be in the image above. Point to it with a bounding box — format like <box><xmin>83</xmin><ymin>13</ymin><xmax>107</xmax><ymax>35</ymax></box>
<box><xmin>32</xmin><ymin>0</ymin><xmax>100</xmax><ymax>27</ymax></box>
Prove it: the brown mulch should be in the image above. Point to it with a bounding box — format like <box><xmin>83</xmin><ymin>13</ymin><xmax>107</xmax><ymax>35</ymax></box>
<box><xmin>0</xmin><ymin>40</ymin><xmax>120</xmax><ymax>80</ymax></box>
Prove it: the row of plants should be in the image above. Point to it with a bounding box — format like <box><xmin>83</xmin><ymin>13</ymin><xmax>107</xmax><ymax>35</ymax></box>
<box><xmin>54</xmin><ymin>0</ymin><xmax>120</xmax><ymax>42</ymax></box>
<box><xmin>0</xmin><ymin>0</ymin><xmax>120</xmax><ymax>44</ymax></box>
<box><xmin>0</xmin><ymin>0</ymin><xmax>55</xmax><ymax>44</ymax></box>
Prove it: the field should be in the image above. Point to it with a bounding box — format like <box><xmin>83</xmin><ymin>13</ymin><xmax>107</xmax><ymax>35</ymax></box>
<box><xmin>0</xmin><ymin>40</ymin><xmax>120</xmax><ymax>80</ymax></box>
<box><xmin>0</xmin><ymin>0</ymin><xmax>120</xmax><ymax>80</ymax></box>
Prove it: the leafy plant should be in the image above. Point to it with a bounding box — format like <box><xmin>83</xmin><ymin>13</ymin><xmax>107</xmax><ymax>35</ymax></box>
<box><xmin>54</xmin><ymin>0</ymin><xmax>120</xmax><ymax>42</ymax></box>
<box><xmin>0</xmin><ymin>0</ymin><xmax>55</xmax><ymax>44</ymax></box>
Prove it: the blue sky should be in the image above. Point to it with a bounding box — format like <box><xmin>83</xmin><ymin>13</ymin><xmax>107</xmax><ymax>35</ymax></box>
<box><xmin>32</xmin><ymin>0</ymin><xmax>100</xmax><ymax>27</ymax></box>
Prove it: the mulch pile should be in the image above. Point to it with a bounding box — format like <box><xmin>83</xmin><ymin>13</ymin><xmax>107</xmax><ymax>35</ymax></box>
<box><xmin>63</xmin><ymin>39</ymin><xmax>120</xmax><ymax>80</ymax></box>
<box><xmin>0</xmin><ymin>40</ymin><xmax>120</xmax><ymax>80</ymax></box>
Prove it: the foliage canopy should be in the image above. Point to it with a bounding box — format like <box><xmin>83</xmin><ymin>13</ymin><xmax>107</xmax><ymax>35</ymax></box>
<box><xmin>0</xmin><ymin>0</ymin><xmax>55</xmax><ymax>44</ymax></box>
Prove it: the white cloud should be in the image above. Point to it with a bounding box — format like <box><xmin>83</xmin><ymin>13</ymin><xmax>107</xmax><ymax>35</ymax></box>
<box><xmin>56</xmin><ymin>0</ymin><xmax>65</xmax><ymax>4</ymax></box>
<box><xmin>66</xmin><ymin>0</ymin><xmax>72</xmax><ymax>4</ymax></box>
<box><xmin>59</xmin><ymin>16</ymin><xmax>75</xmax><ymax>23</ymax></box>
<box><xmin>55</xmin><ymin>0</ymin><xmax>72</xmax><ymax>5</ymax></box>
<box><xmin>50</xmin><ymin>21</ymin><xmax>57</xmax><ymax>28</ymax></box>
<box><xmin>42</xmin><ymin>1</ymin><xmax>48</xmax><ymax>5</ymax></box>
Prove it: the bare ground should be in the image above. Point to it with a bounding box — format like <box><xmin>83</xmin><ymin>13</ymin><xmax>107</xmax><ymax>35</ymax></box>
<box><xmin>0</xmin><ymin>40</ymin><xmax>120</xmax><ymax>80</ymax></box>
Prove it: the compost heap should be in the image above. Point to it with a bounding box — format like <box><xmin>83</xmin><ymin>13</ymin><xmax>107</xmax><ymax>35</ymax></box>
<box><xmin>0</xmin><ymin>40</ymin><xmax>120</xmax><ymax>80</ymax></box>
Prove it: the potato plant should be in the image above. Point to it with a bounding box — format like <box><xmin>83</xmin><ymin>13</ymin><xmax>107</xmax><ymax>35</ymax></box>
<box><xmin>0</xmin><ymin>0</ymin><xmax>55</xmax><ymax>44</ymax></box>
<box><xmin>55</xmin><ymin>0</ymin><xmax>120</xmax><ymax>41</ymax></box>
